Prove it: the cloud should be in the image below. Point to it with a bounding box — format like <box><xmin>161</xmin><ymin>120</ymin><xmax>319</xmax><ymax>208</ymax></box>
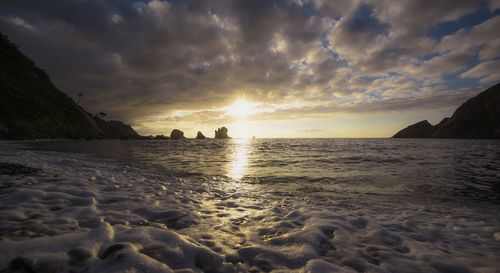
<box><xmin>408</xmin><ymin>49</ymin><xmax>474</xmax><ymax>81</ymax></box>
<box><xmin>490</xmin><ymin>0</ymin><xmax>500</xmax><ymax>11</ymax></box>
<box><xmin>328</xmin><ymin>4</ymin><xmax>388</xmax><ymax>59</ymax></box>
<box><xmin>461</xmin><ymin>60</ymin><xmax>500</xmax><ymax>83</ymax></box>
<box><xmin>0</xmin><ymin>0</ymin><xmax>497</xmax><ymax>135</ymax></box>
<box><xmin>372</xmin><ymin>0</ymin><xmax>482</xmax><ymax>34</ymax></box>
<box><xmin>438</xmin><ymin>15</ymin><xmax>500</xmax><ymax>60</ymax></box>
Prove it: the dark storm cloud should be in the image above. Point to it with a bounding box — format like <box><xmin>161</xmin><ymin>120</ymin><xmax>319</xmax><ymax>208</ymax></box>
<box><xmin>0</xmin><ymin>0</ymin><xmax>498</xmax><ymax>132</ymax></box>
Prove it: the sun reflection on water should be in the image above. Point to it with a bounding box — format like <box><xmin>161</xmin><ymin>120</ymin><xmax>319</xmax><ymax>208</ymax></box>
<box><xmin>228</xmin><ymin>138</ymin><xmax>251</xmax><ymax>181</ymax></box>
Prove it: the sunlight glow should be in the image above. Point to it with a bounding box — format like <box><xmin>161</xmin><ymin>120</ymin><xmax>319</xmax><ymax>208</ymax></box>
<box><xmin>225</xmin><ymin>99</ymin><xmax>256</xmax><ymax>118</ymax></box>
<box><xmin>228</xmin><ymin>138</ymin><xmax>251</xmax><ymax>180</ymax></box>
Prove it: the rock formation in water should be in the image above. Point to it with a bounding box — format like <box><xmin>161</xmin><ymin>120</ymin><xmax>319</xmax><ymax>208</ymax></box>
<box><xmin>170</xmin><ymin>129</ymin><xmax>185</xmax><ymax>139</ymax></box>
<box><xmin>0</xmin><ymin>32</ymin><xmax>141</xmax><ymax>140</ymax></box>
<box><xmin>196</xmin><ymin>131</ymin><xmax>206</xmax><ymax>139</ymax></box>
<box><xmin>393</xmin><ymin>83</ymin><xmax>500</xmax><ymax>139</ymax></box>
<box><xmin>154</xmin><ymin>134</ymin><xmax>169</xmax><ymax>140</ymax></box>
<box><xmin>214</xmin><ymin>127</ymin><xmax>231</xmax><ymax>139</ymax></box>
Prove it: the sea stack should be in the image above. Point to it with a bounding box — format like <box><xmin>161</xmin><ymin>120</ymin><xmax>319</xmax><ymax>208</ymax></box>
<box><xmin>214</xmin><ymin>127</ymin><xmax>231</xmax><ymax>139</ymax></box>
<box><xmin>196</xmin><ymin>131</ymin><xmax>206</xmax><ymax>139</ymax></box>
<box><xmin>170</xmin><ymin>129</ymin><xmax>185</xmax><ymax>139</ymax></box>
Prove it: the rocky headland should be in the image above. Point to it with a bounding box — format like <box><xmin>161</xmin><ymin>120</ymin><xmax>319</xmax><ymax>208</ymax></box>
<box><xmin>393</xmin><ymin>83</ymin><xmax>500</xmax><ymax>139</ymax></box>
<box><xmin>0</xmin><ymin>33</ymin><xmax>140</xmax><ymax>140</ymax></box>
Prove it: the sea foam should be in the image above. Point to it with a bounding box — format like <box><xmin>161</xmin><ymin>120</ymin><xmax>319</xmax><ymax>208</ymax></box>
<box><xmin>1</xmin><ymin>142</ymin><xmax>499</xmax><ymax>272</ymax></box>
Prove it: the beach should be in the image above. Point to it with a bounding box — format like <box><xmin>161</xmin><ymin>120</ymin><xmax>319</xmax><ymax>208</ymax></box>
<box><xmin>2</xmin><ymin>0</ymin><xmax>500</xmax><ymax>271</ymax></box>
<box><xmin>1</xmin><ymin>140</ymin><xmax>500</xmax><ymax>272</ymax></box>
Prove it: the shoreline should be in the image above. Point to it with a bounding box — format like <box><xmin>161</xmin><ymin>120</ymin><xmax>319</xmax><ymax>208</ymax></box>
<box><xmin>0</xmin><ymin>143</ymin><xmax>499</xmax><ymax>272</ymax></box>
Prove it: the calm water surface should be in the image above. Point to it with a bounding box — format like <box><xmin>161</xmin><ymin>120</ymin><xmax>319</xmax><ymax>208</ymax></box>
<box><xmin>21</xmin><ymin>138</ymin><xmax>500</xmax><ymax>201</ymax></box>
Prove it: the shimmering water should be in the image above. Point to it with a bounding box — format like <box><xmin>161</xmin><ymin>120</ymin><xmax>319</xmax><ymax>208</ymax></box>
<box><xmin>23</xmin><ymin>138</ymin><xmax>500</xmax><ymax>201</ymax></box>
<box><xmin>3</xmin><ymin>139</ymin><xmax>500</xmax><ymax>272</ymax></box>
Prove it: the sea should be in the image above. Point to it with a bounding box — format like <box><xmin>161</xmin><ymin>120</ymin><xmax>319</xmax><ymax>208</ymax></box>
<box><xmin>1</xmin><ymin>139</ymin><xmax>499</xmax><ymax>272</ymax></box>
<box><xmin>24</xmin><ymin>138</ymin><xmax>500</xmax><ymax>200</ymax></box>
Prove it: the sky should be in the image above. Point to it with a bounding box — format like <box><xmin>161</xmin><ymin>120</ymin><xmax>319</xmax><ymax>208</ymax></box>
<box><xmin>1</xmin><ymin>0</ymin><xmax>499</xmax><ymax>138</ymax></box>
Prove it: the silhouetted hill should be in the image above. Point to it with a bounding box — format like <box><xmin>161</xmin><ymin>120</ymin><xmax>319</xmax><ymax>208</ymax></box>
<box><xmin>432</xmin><ymin>83</ymin><xmax>500</xmax><ymax>138</ymax></box>
<box><xmin>0</xmin><ymin>33</ymin><xmax>140</xmax><ymax>139</ymax></box>
<box><xmin>92</xmin><ymin>116</ymin><xmax>140</xmax><ymax>139</ymax></box>
<box><xmin>393</xmin><ymin>83</ymin><xmax>500</xmax><ymax>139</ymax></box>
<box><xmin>392</xmin><ymin>120</ymin><xmax>435</xmax><ymax>138</ymax></box>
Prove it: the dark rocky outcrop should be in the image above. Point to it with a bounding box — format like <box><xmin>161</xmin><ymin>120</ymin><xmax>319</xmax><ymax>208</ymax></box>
<box><xmin>214</xmin><ymin>127</ymin><xmax>231</xmax><ymax>139</ymax></box>
<box><xmin>393</xmin><ymin>83</ymin><xmax>500</xmax><ymax>139</ymax></box>
<box><xmin>434</xmin><ymin>117</ymin><xmax>450</xmax><ymax>132</ymax></box>
<box><xmin>0</xmin><ymin>162</ymin><xmax>40</xmax><ymax>176</ymax></box>
<box><xmin>196</xmin><ymin>131</ymin><xmax>206</xmax><ymax>139</ymax></box>
<box><xmin>432</xmin><ymin>83</ymin><xmax>500</xmax><ymax>138</ymax></box>
<box><xmin>392</xmin><ymin>120</ymin><xmax>435</xmax><ymax>138</ymax></box>
<box><xmin>170</xmin><ymin>129</ymin><xmax>185</xmax><ymax>140</ymax></box>
<box><xmin>154</xmin><ymin>134</ymin><xmax>169</xmax><ymax>140</ymax></box>
<box><xmin>0</xmin><ymin>33</ymin><xmax>140</xmax><ymax>139</ymax></box>
<box><xmin>92</xmin><ymin>115</ymin><xmax>140</xmax><ymax>139</ymax></box>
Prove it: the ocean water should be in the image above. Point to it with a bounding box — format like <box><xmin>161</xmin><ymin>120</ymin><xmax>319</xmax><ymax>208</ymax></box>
<box><xmin>24</xmin><ymin>138</ymin><xmax>500</xmax><ymax>200</ymax></box>
<box><xmin>1</xmin><ymin>139</ymin><xmax>500</xmax><ymax>272</ymax></box>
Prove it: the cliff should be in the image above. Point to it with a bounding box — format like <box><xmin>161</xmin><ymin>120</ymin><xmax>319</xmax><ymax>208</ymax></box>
<box><xmin>432</xmin><ymin>83</ymin><xmax>500</xmax><ymax>138</ymax></box>
<box><xmin>0</xmin><ymin>33</ymin><xmax>140</xmax><ymax>139</ymax></box>
<box><xmin>393</xmin><ymin>83</ymin><xmax>500</xmax><ymax>139</ymax></box>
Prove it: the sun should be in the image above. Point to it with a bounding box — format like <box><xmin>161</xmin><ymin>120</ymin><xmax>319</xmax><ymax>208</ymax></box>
<box><xmin>226</xmin><ymin>99</ymin><xmax>255</xmax><ymax>118</ymax></box>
